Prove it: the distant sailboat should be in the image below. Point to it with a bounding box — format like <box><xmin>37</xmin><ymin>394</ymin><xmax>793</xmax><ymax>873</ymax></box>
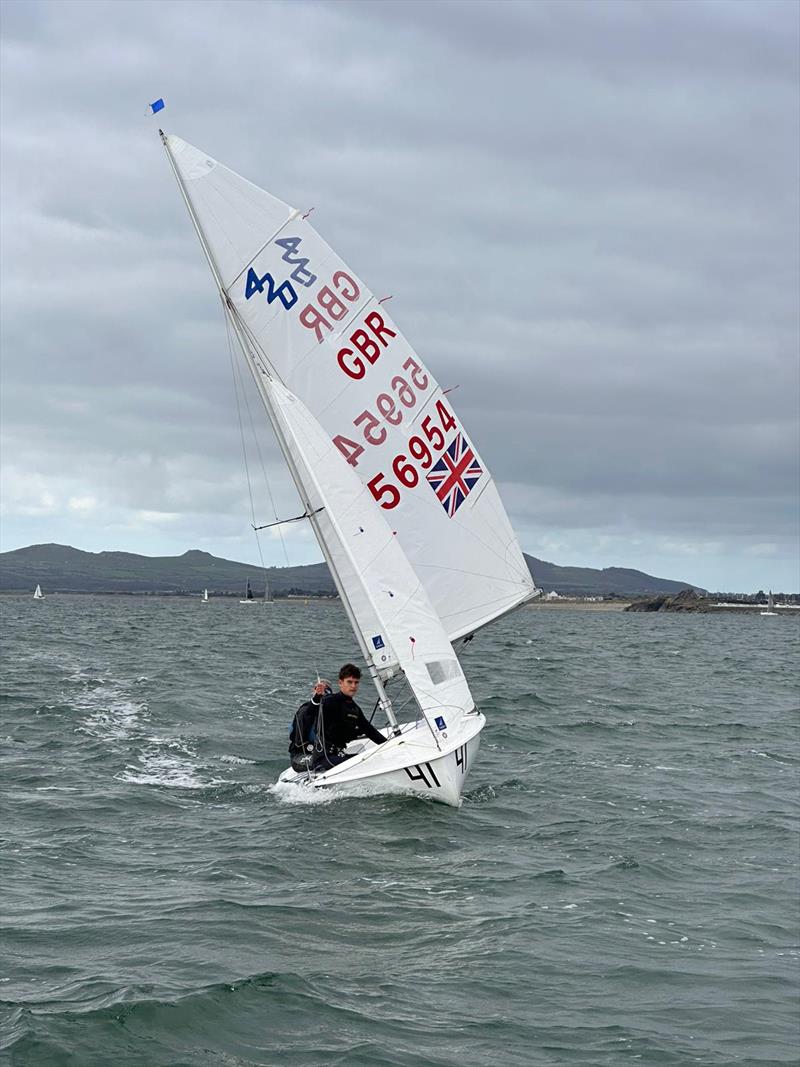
<box><xmin>33</xmin><ymin>584</ymin><xmax>45</xmax><ymax>600</ymax></box>
<box><xmin>761</xmin><ymin>591</ymin><xmax>778</xmax><ymax>616</ymax></box>
<box><xmin>239</xmin><ymin>578</ymin><xmax>272</xmax><ymax>605</ymax></box>
<box><xmin>202</xmin><ymin>588</ymin><xmax>209</xmax><ymax>603</ymax></box>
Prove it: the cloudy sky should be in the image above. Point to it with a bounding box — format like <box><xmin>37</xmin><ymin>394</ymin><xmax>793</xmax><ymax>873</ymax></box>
<box><xmin>1</xmin><ymin>0</ymin><xmax>798</xmax><ymax>592</ymax></box>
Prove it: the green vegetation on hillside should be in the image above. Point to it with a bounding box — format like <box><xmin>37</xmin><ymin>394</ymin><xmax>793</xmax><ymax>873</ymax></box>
<box><xmin>0</xmin><ymin>543</ymin><xmax>704</xmax><ymax>598</ymax></box>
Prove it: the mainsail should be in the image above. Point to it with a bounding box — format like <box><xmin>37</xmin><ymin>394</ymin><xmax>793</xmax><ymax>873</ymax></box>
<box><xmin>161</xmin><ymin>134</ymin><xmax>536</xmax><ymax>642</ymax></box>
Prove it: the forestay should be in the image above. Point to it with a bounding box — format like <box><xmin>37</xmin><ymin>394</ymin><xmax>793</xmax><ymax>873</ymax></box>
<box><xmin>163</xmin><ymin>134</ymin><xmax>536</xmax><ymax>641</ymax></box>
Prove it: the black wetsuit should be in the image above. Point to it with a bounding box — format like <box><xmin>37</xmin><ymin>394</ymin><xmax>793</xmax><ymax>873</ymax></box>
<box><xmin>314</xmin><ymin>691</ymin><xmax>386</xmax><ymax>769</ymax></box>
<box><xmin>288</xmin><ymin>700</ymin><xmax>319</xmax><ymax>772</ymax></box>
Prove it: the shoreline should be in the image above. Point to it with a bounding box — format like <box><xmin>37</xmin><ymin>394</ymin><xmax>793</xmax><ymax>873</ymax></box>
<box><xmin>527</xmin><ymin>599</ymin><xmax>631</xmax><ymax>611</ymax></box>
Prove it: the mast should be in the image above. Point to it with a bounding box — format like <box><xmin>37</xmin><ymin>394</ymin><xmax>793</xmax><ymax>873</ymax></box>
<box><xmin>160</xmin><ymin>131</ymin><xmax>400</xmax><ymax>733</ymax></box>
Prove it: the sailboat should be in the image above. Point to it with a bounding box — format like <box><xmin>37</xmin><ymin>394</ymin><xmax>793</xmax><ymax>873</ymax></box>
<box><xmin>239</xmin><ymin>580</ymin><xmax>257</xmax><ymax>605</ymax></box>
<box><xmin>33</xmin><ymin>584</ymin><xmax>45</xmax><ymax>600</ymax></box>
<box><xmin>160</xmin><ymin>131</ymin><xmax>537</xmax><ymax>805</ymax></box>
<box><xmin>202</xmin><ymin>588</ymin><xmax>209</xmax><ymax>603</ymax></box>
<box><xmin>761</xmin><ymin>591</ymin><xmax>778</xmax><ymax>616</ymax></box>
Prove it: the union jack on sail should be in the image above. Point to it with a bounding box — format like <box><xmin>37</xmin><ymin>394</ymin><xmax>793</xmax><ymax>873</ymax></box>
<box><xmin>426</xmin><ymin>432</ymin><xmax>484</xmax><ymax>517</ymax></box>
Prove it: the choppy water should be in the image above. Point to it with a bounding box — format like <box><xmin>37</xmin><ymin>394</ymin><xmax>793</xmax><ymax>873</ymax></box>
<box><xmin>1</xmin><ymin>595</ymin><xmax>798</xmax><ymax>1066</ymax></box>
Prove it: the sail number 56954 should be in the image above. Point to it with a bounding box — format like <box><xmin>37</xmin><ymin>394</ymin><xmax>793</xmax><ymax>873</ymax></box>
<box><xmin>367</xmin><ymin>400</ymin><xmax>456</xmax><ymax>511</ymax></box>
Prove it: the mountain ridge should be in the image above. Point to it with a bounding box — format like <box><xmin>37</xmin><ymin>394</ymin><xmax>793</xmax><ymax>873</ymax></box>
<box><xmin>0</xmin><ymin>543</ymin><xmax>706</xmax><ymax>597</ymax></box>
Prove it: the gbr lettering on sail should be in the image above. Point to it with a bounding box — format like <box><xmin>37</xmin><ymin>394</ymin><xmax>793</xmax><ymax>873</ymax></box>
<box><xmin>233</xmin><ymin>222</ymin><xmax>481</xmax><ymax>517</ymax></box>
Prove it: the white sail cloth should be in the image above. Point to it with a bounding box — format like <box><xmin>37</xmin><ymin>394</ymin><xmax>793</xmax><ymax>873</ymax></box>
<box><xmin>265</xmin><ymin>376</ymin><xmax>476</xmax><ymax>735</ymax></box>
<box><xmin>164</xmin><ymin>134</ymin><xmax>536</xmax><ymax>642</ymax></box>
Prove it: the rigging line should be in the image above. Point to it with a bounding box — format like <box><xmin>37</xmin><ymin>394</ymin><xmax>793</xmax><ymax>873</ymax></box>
<box><xmin>225</xmin><ymin>309</ymin><xmax>259</xmax><ymax>532</ymax></box>
<box><xmin>370</xmin><ymin>688</ymin><xmax>415</xmax><ymax>726</ymax></box>
<box><xmin>223</xmin><ymin>304</ymin><xmax>292</xmax><ymax>569</ymax></box>
<box><xmin>225</xmin><ymin>293</ymin><xmax>346</xmax><ymax>428</ymax></box>
<box><xmin>380</xmin><ymin>673</ymin><xmax>416</xmax><ymax>711</ymax></box>
<box><xmin>233</xmin><ymin>348</ymin><xmax>283</xmax><ymax>555</ymax></box>
<box><xmin>253</xmin><ymin>507</ymin><xmax>324</xmax><ymax>532</ymax></box>
<box><xmin>226</xmin><ymin>301</ymin><xmax>282</xmax><ymax>381</ymax></box>
<box><xmin>223</xmin><ymin>312</ymin><xmax>272</xmax><ymax>580</ymax></box>
<box><xmin>225</xmin><ymin>307</ymin><xmax>400</xmax><ymax>733</ymax></box>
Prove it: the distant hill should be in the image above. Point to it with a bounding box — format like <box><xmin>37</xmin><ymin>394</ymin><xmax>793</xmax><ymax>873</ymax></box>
<box><xmin>0</xmin><ymin>543</ymin><xmax>705</xmax><ymax>597</ymax></box>
<box><xmin>0</xmin><ymin>544</ymin><xmax>335</xmax><ymax>596</ymax></box>
<box><xmin>523</xmin><ymin>554</ymin><xmax>706</xmax><ymax>597</ymax></box>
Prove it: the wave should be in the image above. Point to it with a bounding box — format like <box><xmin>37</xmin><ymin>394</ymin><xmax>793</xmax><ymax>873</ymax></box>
<box><xmin>116</xmin><ymin>737</ymin><xmax>228</xmax><ymax>790</ymax></box>
<box><xmin>71</xmin><ymin>672</ymin><xmax>149</xmax><ymax>742</ymax></box>
<box><xmin>4</xmin><ymin>594</ymin><xmax>800</xmax><ymax>1067</ymax></box>
<box><xmin>268</xmin><ymin>777</ymin><xmax>437</xmax><ymax>808</ymax></box>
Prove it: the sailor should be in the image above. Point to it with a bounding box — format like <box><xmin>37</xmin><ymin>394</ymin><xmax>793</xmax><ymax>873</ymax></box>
<box><xmin>288</xmin><ymin>680</ymin><xmax>330</xmax><ymax>772</ymax></box>
<box><xmin>311</xmin><ymin>663</ymin><xmax>387</xmax><ymax>770</ymax></box>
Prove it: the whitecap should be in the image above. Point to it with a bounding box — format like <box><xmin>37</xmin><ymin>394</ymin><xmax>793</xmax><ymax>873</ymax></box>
<box><xmin>116</xmin><ymin>733</ymin><xmax>228</xmax><ymax>790</ymax></box>
<box><xmin>116</xmin><ymin>747</ymin><xmax>227</xmax><ymax>790</ymax></box>
<box><xmin>77</xmin><ymin>695</ymin><xmax>148</xmax><ymax>740</ymax></box>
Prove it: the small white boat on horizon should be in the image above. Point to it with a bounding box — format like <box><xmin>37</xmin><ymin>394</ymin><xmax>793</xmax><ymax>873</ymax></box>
<box><xmin>33</xmin><ymin>584</ymin><xmax>45</xmax><ymax>601</ymax></box>
<box><xmin>761</xmin><ymin>591</ymin><xmax>778</xmax><ymax>616</ymax></box>
<box><xmin>239</xmin><ymin>580</ymin><xmax>258</xmax><ymax>605</ymax></box>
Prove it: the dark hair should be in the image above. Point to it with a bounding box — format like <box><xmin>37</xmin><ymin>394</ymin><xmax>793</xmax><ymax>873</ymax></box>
<box><xmin>339</xmin><ymin>663</ymin><xmax>361</xmax><ymax>681</ymax></box>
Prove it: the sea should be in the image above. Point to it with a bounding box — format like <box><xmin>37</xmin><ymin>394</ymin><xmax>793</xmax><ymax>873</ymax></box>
<box><xmin>1</xmin><ymin>595</ymin><xmax>798</xmax><ymax>1067</ymax></box>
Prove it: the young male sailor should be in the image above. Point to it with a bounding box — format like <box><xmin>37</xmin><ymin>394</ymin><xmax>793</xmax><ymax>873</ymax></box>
<box><xmin>304</xmin><ymin>664</ymin><xmax>387</xmax><ymax>772</ymax></box>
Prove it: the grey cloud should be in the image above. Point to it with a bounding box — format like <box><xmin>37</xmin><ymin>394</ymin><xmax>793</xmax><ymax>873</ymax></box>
<box><xmin>1</xmin><ymin>0</ymin><xmax>797</xmax><ymax>589</ymax></box>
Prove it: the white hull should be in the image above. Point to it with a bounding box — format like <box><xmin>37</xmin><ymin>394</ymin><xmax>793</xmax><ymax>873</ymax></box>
<box><xmin>277</xmin><ymin>713</ymin><xmax>484</xmax><ymax>807</ymax></box>
<box><xmin>760</xmin><ymin>611</ymin><xmax>778</xmax><ymax>616</ymax></box>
